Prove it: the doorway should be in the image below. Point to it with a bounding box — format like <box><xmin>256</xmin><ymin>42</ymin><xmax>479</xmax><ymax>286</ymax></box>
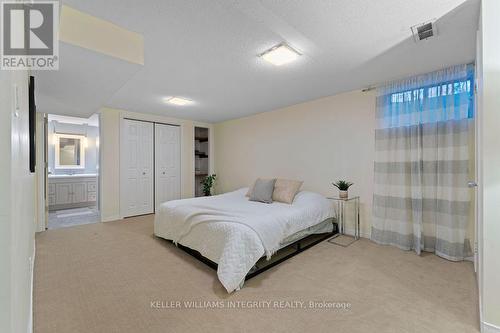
<box><xmin>46</xmin><ymin>114</ymin><xmax>101</xmax><ymax>229</ymax></box>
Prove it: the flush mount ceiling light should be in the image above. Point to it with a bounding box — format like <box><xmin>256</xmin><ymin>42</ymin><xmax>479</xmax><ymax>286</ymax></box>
<box><xmin>259</xmin><ymin>43</ymin><xmax>301</xmax><ymax>66</ymax></box>
<box><xmin>164</xmin><ymin>96</ymin><xmax>193</xmax><ymax>106</ymax></box>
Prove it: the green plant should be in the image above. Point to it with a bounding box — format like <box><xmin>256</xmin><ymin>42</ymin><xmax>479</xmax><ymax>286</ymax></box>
<box><xmin>202</xmin><ymin>174</ymin><xmax>217</xmax><ymax>196</ymax></box>
<box><xmin>332</xmin><ymin>180</ymin><xmax>354</xmax><ymax>191</ymax></box>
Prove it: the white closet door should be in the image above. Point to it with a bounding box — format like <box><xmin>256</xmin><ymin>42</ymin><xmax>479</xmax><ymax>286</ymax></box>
<box><xmin>155</xmin><ymin>123</ymin><xmax>181</xmax><ymax>211</ymax></box>
<box><xmin>120</xmin><ymin>119</ymin><xmax>154</xmax><ymax>217</ymax></box>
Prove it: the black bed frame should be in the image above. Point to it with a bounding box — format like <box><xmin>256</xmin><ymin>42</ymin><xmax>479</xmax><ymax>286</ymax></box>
<box><xmin>169</xmin><ymin>221</ymin><xmax>338</xmax><ymax>280</ymax></box>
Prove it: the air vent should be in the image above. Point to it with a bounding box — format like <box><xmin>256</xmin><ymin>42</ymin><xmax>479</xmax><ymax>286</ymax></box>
<box><xmin>411</xmin><ymin>21</ymin><xmax>436</xmax><ymax>42</ymax></box>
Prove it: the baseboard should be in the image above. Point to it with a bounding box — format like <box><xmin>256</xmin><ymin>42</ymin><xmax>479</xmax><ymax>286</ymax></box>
<box><xmin>101</xmin><ymin>215</ymin><xmax>120</xmax><ymax>223</ymax></box>
<box><xmin>482</xmin><ymin>321</ymin><xmax>500</xmax><ymax>333</ymax></box>
<box><xmin>342</xmin><ymin>227</ymin><xmax>371</xmax><ymax>239</ymax></box>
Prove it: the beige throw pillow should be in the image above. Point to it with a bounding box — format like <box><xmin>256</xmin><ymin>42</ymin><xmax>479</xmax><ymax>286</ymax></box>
<box><xmin>272</xmin><ymin>179</ymin><xmax>303</xmax><ymax>204</ymax></box>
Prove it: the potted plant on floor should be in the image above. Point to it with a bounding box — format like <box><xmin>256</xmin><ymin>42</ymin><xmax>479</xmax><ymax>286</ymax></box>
<box><xmin>332</xmin><ymin>180</ymin><xmax>353</xmax><ymax>199</ymax></box>
<box><xmin>202</xmin><ymin>174</ymin><xmax>217</xmax><ymax>196</ymax></box>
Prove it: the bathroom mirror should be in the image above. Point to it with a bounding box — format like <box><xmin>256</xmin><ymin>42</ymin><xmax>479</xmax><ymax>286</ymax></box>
<box><xmin>54</xmin><ymin>134</ymin><xmax>86</xmax><ymax>169</ymax></box>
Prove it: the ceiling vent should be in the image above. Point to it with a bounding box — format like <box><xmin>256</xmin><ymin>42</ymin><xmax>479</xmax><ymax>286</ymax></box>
<box><xmin>411</xmin><ymin>21</ymin><xmax>437</xmax><ymax>42</ymax></box>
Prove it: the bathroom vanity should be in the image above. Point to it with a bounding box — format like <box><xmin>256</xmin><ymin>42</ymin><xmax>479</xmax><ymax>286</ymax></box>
<box><xmin>48</xmin><ymin>174</ymin><xmax>98</xmax><ymax>211</ymax></box>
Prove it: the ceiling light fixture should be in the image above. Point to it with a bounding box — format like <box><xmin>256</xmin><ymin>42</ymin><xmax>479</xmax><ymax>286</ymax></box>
<box><xmin>259</xmin><ymin>43</ymin><xmax>301</xmax><ymax>66</ymax></box>
<box><xmin>165</xmin><ymin>97</ymin><xmax>193</xmax><ymax>106</ymax></box>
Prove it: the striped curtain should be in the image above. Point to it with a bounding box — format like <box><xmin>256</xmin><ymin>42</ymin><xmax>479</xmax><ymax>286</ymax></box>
<box><xmin>371</xmin><ymin>64</ymin><xmax>474</xmax><ymax>261</ymax></box>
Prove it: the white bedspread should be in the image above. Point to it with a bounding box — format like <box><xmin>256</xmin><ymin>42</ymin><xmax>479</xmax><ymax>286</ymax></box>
<box><xmin>154</xmin><ymin>188</ymin><xmax>333</xmax><ymax>292</ymax></box>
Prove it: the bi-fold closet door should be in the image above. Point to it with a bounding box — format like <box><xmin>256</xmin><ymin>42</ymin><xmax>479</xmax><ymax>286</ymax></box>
<box><xmin>154</xmin><ymin>123</ymin><xmax>181</xmax><ymax>211</ymax></box>
<box><xmin>120</xmin><ymin>119</ymin><xmax>180</xmax><ymax>218</ymax></box>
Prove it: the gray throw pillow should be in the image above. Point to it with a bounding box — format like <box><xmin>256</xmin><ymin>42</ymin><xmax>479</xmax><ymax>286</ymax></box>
<box><xmin>249</xmin><ymin>178</ymin><xmax>276</xmax><ymax>204</ymax></box>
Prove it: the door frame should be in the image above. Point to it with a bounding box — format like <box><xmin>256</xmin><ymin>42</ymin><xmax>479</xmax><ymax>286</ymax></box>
<box><xmin>119</xmin><ymin>117</ymin><xmax>183</xmax><ymax>219</ymax></box>
<box><xmin>35</xmin><ymin>112</ymin><xmax>47</xmax><ymax>232</ymax></box>
<box><xmin>42</xmin><ymin>113</ymin><xmax>101</xmax><ymax>229</ymax></box>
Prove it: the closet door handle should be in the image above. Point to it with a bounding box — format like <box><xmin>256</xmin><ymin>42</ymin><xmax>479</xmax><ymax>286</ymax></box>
<box><xmin>467</xmin><ymin>181</ymin><xmax>478</xmax><ymax>188</ymax></box>
<box><xmin>142</xmin><ymin>172</ymin><xmax>146</xmax><ymax>176</ymax></box>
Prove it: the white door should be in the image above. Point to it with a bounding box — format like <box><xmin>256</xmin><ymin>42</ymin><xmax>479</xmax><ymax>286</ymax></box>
<box><xmin>155</xmin><ymin>123</ymin><xmax>181</xmax><ymax>211</ymax></box>
<box><xmin>120</xmin><ymin>119</ymin><xmax>154</xmax><ymax>217</ymax></box>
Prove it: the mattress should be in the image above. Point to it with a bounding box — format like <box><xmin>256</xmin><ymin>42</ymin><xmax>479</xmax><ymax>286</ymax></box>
<box><xmin>279</xmin><ymin>217</ymin><xmax>334</xmax><ymax>248</ymax></box>
<box><xmin>154</xmin><ymin>188</ymin><xmax>334</xmax><ymax>292</ymax></box>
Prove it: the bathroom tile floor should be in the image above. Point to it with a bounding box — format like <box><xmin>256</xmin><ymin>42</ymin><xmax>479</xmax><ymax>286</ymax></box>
<box><xmin>48</xmin><ymin>207</ymin><xmax>101</xmax><ymax>230</ymax></box>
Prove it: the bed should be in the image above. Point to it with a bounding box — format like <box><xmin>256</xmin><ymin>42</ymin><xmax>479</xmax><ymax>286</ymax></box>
<box><xmin>154</xmin><ymin>188</ymin><xmax>336</xmax><ymax>292</ymax></box>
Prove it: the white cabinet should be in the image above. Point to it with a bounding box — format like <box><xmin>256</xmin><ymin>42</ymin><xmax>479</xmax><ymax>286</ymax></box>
<box><xmin>88</xmin><ymin>182</ymin><xmax>97</xmax><ymax>192</ymax></box>
<box><xmin>55</xmin><ymin>183</ymin><xmax>73</xmax><ymax>205</ymax></box>
<box><xmin>72</xmin><ymin>183</ymin><xmax>88</xmax><ymax>203</ymax></box>
<box><xmin>48</xmin><ymin>176</ymin><xmax>97</xmax><ymax>211</ymax></box>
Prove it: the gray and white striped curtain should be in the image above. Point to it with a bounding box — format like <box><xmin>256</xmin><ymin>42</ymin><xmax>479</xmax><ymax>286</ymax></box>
<box><xmin>371</xmin><ymin>64</ymin><xmax>474</xmax><ymax>261</ymax></box>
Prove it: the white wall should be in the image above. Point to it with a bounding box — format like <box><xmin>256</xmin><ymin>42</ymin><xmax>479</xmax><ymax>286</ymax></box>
<box><xmin>99</xmin><ymin>108</ymin><xmax>214</xmax><ymax>222</ymax></box>
<box><xmin>0</xmin><ymin>70</ymin><xmax>36</xmax><ymax>333</ymax></box>
<box><xmin>214</xmin><ymin>91</ymin><xmax>376</xmax><ymax>237</ymax></box>
<box><xmin>477</xmin><ymin>0</ymin><xmax>500</xmax><ymax>330</ymax></box>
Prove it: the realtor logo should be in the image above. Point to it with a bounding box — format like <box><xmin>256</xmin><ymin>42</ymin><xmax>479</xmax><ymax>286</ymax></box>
<box><xmin>1</xmin><ymin>1</ymin><xmax>59</xmax><ymax>70</ymax></box>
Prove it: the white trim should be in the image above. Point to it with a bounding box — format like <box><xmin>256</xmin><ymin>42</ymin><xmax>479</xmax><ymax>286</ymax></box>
<box><xmin>101</xmin><ymin>215</ymin><xmax>121</xmax><ymax>223</ymax></box>
<box><xmin>482</xmin><ymin>321</ymin><xmax>500</xmax><ymax>333</ymax></box>
<box><xmin>35</xmin><ymin>113</ymin><xmax>46</xmax><ymax>232</ymax></box>
<box><xmin>475</xmin><ymin>26</ymin><xmax>484</xmax><ymax>327</ymax></box>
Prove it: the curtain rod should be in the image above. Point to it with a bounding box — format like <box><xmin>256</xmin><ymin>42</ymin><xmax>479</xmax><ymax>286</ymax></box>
<box><xmin>361</xmin><ymin>62</ymin><xmax>475</xmax><ymax>93</ymax></box>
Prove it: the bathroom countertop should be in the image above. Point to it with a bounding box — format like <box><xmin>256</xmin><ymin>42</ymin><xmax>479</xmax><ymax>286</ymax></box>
<box><xmin>48</xmin><ymin>173</ymin><xmax>98</xmax><ymax>179</ymax></box>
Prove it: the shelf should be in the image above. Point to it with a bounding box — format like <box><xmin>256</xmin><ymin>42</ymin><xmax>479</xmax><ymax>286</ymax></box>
<box><xmin>195</xmin><ymin>152</ymin><xmax>208</xmax><ymax>158</ymax></box>
<box><xmin>195</xmin><ymin>137</ymin><xmax>208</xmax><ymax>142</ymax></box>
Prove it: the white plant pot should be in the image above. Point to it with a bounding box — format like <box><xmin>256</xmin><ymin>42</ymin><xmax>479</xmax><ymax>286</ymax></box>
<box><xmin>339</xmin><ymin>190</ymin><xmax>348</xmax><ymax>199</ymax></box>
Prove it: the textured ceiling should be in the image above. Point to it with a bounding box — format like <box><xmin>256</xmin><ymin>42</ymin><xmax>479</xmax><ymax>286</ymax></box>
<box><xmin>35</xmin><ymin>0</ymin><xmax>479</xmax><ymax>123</ymax></box>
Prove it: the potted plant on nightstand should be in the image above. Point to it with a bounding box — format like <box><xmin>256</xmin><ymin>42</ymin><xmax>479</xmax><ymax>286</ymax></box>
<box><xmin>332</xmin><ymin>180</ymin><xmax>354</xmax><ymax>199</ymax></box>
<box><xmin>202</xmin><ymin>174</ymin><xmax>217</xmax><ymax>196</ymax></box>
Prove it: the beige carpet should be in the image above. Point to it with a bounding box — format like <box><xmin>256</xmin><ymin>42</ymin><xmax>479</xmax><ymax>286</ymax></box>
<box><xmin>34</xmin><ymin>215</ymin><xmax>479</xmax><ymax>333</ymax></box>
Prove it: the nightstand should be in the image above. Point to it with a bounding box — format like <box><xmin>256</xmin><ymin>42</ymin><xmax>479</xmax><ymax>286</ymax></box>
<box><xmin>327</xmin><ymin>196</ymin><xmax>360</xmax><ymax>247</ymax></box>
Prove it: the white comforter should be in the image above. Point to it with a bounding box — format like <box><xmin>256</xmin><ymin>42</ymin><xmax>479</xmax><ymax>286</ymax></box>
<box><xmin>154</xmin><ymin>188</ymin><xmax>334</xmax><ymax>292</ymax></box>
